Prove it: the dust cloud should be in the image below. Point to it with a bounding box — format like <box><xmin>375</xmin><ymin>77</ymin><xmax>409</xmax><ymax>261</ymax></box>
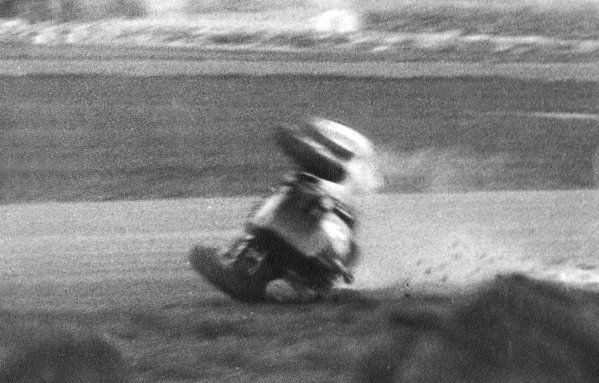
<box><xmin>375</xmin><ymin>146</ymin><xmax>516</xmax><ymax>193</ymax></box>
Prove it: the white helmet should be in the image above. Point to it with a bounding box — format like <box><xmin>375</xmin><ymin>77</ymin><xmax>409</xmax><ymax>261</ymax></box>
<box><xmin>276</xmin><ymin>117</ymin><xmax>382</xmax><ymax>192</ymax></box>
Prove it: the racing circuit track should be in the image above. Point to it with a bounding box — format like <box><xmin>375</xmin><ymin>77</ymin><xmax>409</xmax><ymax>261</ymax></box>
<box><xmin>2</xmin><ymin>190</ymin><xmax>599</xmax><ymax>310</ymax></box>
<box><xmin>1</xmin><ymin>55</ymin><xmax>599</xmax><ymax>382</ymax></box>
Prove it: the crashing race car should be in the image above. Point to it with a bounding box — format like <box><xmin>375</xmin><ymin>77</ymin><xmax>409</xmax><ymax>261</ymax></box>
<box><xmin>189</xmin><ymin>118</ymin><xmax>382</xmax><ymax>303</ymax></box>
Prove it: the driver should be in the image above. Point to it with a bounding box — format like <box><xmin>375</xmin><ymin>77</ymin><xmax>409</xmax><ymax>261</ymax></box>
<box><xmin>264</xmin><ymin>119</ymin><xmax>381</xmax><ymax>302</ymax></box>
<box><xmin>190</xmin><ymin>118</ymin><xmax>381</xmax><ymax>303</ymax></box>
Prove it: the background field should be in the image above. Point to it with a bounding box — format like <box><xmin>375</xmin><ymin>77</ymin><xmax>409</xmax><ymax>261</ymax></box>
<box><xmin>2</xmin><ymin>73</ymin><xmax>599</xmax><ymax>204</ymax></box>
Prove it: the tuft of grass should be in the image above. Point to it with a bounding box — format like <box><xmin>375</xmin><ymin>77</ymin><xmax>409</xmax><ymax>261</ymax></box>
<box><xmin>357</xmin><ymin>274</ymin><xmax>599</xmax><ymax>382</ymax></box>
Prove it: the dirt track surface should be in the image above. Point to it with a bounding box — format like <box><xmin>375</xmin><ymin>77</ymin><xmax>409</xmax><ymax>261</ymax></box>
<box><xmin>2</xmin><ymin>190</ymin><xmax>598</xmax><ymax>311</ymax></box>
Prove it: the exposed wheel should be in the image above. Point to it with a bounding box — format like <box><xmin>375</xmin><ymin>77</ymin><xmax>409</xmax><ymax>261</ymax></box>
<box><xmin>189</xmin><ymin>242</ymin><xmax>281</xmax><ymax>302</ymax></box>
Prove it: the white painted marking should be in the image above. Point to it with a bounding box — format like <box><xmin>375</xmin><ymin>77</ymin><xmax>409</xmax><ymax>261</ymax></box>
<box><xmin>484</xmin><ymin>111</ymin><xmax>599</xmax><ymax>122</ymax></box>
<box><xmin>530</xmin><ymin>112</ymin><xmax>599</xmax><ymax>121</ymax></box>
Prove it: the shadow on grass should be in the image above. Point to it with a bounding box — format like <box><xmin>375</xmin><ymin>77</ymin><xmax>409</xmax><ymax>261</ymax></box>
<box><xmin>0</xmin><ymin>323</ymin><xmax>128</xmax><ymax>383</ymax></box>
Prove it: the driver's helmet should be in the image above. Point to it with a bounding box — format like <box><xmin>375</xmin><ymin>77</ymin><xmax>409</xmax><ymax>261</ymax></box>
<box><xmin>275</xmin><ymin>118</ymin><xmax>382</xmax><ymax>193</ymax></box>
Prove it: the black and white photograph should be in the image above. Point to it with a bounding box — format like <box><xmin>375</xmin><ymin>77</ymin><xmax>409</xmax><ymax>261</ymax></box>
<box><xmin>1</xmin><ymin>0</ymin><xmax>598</xmax><ymax>381</ymax></box>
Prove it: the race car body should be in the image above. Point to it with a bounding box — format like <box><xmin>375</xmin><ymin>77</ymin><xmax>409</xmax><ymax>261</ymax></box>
<box><xmin>189</xmin><ymin>118</ymin><xmax>380</xmax><ymax>303</ymax></box>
